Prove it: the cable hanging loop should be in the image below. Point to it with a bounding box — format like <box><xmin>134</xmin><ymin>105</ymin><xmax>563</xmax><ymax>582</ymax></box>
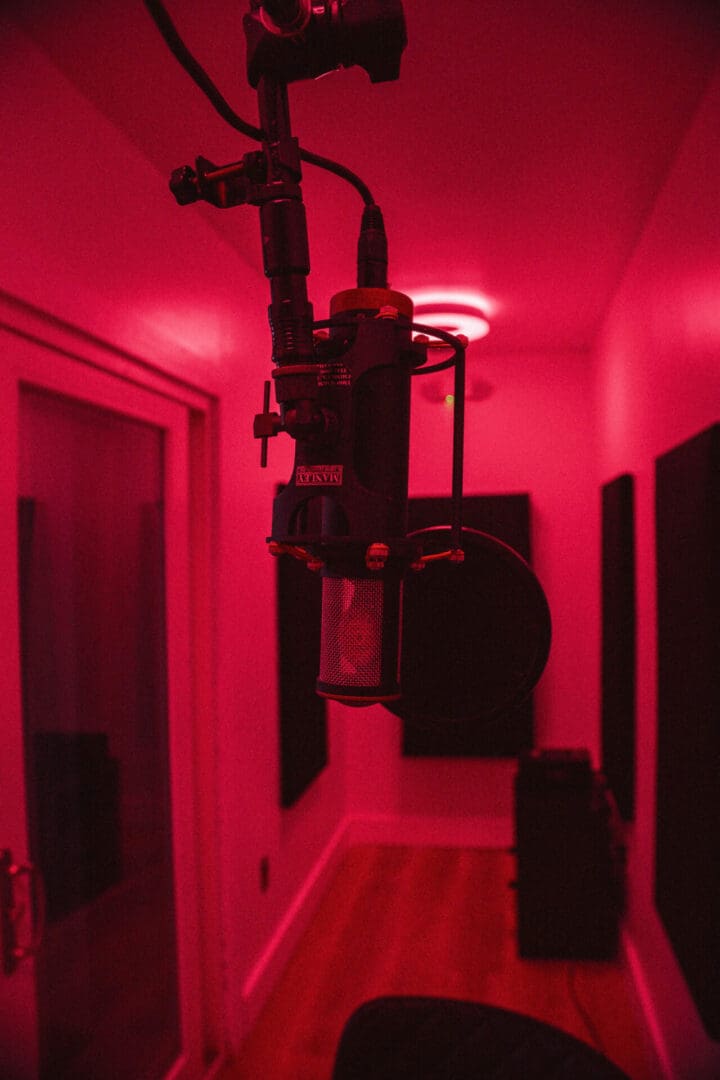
<box><xmin>142</xmin><ymin>0</ymin><xmax>375</xmax><ymax>204</ymax></box>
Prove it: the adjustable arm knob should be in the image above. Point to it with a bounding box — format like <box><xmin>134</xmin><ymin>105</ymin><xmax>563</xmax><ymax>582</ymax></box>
<box><xmin>254</xmin><ymin>381</ymin><xmax>282</xmax><ymax>467</ymax></box>
<box><xmin>170</xmin><ymin>165</ymin><xmax>200</xmax><ymax>205</ymax></box>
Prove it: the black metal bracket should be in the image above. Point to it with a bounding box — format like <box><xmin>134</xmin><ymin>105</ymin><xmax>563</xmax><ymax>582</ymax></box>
<box><xmin>169</xmin><ymin>147</ymin><xmax>304</xmax><ymax>210</ymax></box>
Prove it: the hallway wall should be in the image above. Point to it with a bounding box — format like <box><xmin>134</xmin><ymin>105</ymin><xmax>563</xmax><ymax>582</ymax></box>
<box><xmin>592</xmin><ymin>60</ymin><xmax>720</xmax><ymax>1080</ymax></box>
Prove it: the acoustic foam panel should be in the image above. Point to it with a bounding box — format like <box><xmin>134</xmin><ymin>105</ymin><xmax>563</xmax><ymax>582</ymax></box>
<box><xmin>601</xmin><ymin>474</ymin><xmax>636</xmax><ymax>820</ymax></box>
<box><xmin>277</xmin><ymin>543</ymin><xmax>327</xmax><ymax>808</ymax></box>
<box><xmin>654</xmin><ymin>422</ymin><xmax>719</xmax><ymax>1040</ymax></box>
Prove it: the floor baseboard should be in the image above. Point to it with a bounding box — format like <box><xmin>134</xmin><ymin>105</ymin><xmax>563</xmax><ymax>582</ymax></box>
<box><xmin>621</xmin><ymin>929</ymin><xmax>674</xmax><ymax>1080</ymax></box>
<box><xmin>239</xmin><ymin>812</ymin><xmax>512</xmax><ymax>1035</ymax></box>
<box><xmin>240</xmin><ymin>817</ymin><xmax>351</xmax><ymax>1031</ymax></box>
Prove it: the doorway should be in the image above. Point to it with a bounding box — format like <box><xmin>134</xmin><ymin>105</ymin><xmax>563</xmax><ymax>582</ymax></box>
<box><xmin>0</xmin><ymin>330</ymin><xmax>216</xmax><ymax>1079</ymax></box>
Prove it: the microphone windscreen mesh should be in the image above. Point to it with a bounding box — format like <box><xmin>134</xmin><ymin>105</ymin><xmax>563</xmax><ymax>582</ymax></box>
<box><xmin>317</xmin><ymin>573</ymin><xmax>403</xmax><ymax>703</ymax></box>
<box><xmin>319</xmin><ymin>577</ymin><xmax>383</xmax><ymax>686</ymax></box>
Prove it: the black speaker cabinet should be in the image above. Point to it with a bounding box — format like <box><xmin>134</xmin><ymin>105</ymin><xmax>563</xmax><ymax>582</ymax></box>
<box><xmin>514</xmin><ymin>750</ymin><xmax>625</xmax><ymax>960</ymax></box>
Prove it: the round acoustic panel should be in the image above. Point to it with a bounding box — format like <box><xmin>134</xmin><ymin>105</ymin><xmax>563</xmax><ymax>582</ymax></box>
<box><xmin>386</xmin><ymin>526</ymin><xmax>551</xmax><ymax>725</ymax></box>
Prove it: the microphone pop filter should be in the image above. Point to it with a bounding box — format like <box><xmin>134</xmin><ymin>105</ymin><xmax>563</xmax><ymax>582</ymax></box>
<box><xmin>385</xmin><ymin>526</ymin><xmax>551</xmax><ymax>725</ymax></box>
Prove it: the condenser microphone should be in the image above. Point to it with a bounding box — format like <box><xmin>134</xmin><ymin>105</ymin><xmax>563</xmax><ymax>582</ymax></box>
<box><xmin>268</xmin><ymin>287</ymin><xmax>417</xmax><ymax>704</ymax></box>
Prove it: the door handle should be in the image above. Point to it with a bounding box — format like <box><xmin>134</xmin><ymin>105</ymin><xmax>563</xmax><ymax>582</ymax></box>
<box><xmin>0</xmin><ymin>848</ymin><xmax>46</xmax><ymax>975</ymax></box>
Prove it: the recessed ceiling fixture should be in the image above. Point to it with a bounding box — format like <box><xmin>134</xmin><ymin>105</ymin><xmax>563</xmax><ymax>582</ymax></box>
<box><xmin>412</xmin><ymin>291</ymin><xmax>491</xmax><ymax>343</ymax></box>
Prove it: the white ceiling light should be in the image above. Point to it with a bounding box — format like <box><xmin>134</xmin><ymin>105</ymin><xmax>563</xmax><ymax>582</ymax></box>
<box><xmin>412</xmin><ymin>291</ymin><xmax>491</xmax><ymax>342</ymax></box>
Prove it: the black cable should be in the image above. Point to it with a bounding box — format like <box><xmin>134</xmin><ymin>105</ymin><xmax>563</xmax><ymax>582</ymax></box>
<box><xmin>142</xmin><ymin>0</ymin><xmax>375</xmax><ymax>205</ymax></box>
<box><xmin>143</xmin><ymin>0</ymin><xmax>263</xmax><ymax>141</ymax></box>
<box><xmin>299</xmin><ymin>148</ymin><xmax>374</xmax><ymax>205</ymax></box>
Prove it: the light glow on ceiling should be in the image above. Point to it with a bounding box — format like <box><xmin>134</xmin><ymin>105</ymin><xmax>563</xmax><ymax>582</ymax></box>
<box><xmin>411</xmin><ymin>290</ymin><xmax>493</xmax><ymax>343</ymax></box>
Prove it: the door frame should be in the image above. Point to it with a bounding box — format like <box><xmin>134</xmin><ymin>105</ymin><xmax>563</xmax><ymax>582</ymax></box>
<box><xmin>0</xmin><ymin>297</ymin><xmax>222</xmax><ymax>1079</ymax></box>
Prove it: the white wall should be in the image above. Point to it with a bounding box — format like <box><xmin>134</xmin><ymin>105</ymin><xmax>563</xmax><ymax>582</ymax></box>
<box><xmin>593</xmin><ymin>60</ymin><xmax>720</xmax><ymax>1080</ymax></box>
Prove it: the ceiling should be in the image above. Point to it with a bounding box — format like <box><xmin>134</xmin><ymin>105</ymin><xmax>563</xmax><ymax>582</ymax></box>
<box><xmin>9</xmin><ymin>0</ymin><xmax>720</xmax><ymax>356</ymax></box>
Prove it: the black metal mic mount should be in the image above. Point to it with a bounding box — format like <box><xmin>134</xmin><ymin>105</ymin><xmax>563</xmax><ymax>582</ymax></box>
<box><xmin>159</xmin><ymin>1</ymin><xmax>552</xmax><ymax>710</ymax></box>
<box><xmin>169</xmin><ymin>1</ymin><xmax>407</xmax><ymax>460</ymax></box>
<box><xmin>244</xmin><ymin>0</ymin><xmax>406</xmax><ymax>87</ymax></box>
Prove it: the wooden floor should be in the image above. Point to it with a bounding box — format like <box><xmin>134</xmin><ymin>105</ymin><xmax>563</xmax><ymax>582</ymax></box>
<box><xmin>221</xmin><ymin>846</ymin><xmax>656</xmax><ymax>1080</ymax></box>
